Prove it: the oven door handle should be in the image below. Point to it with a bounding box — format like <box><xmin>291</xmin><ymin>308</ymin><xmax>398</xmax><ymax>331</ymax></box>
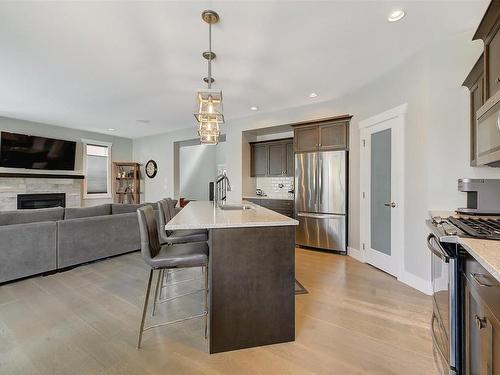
<box><xmin>427</xmin><ymin>234</ymin><xmax>450</xmax><ymax>263</ymax></box>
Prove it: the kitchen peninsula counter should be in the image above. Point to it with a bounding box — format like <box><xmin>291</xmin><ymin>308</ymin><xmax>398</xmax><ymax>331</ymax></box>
<box><xmin>166</xmin><ymin>201</ymin><xmax>298</xmax><ymax>354</ymax></box>
<box><xmin>166</xmin><ymin>200</ymin><xmax>297</xmax><ymax>229</ymax></box>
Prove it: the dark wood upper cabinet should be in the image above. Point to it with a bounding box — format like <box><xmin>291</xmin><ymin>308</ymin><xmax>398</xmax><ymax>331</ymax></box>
<box><xmin>463</xmin><ymin>55</ymin><xmax>485</xmax><ymax>166</ymax></box>
<box><xmin>294</xmin><ymin>126</ymin><xmax>318</xmax><ymax>152</ymax></box>
<box><xmin>473</xmin><ymin>0</ymin><xmax>500</xmax><ymax>100</ymax></box>
<box><xmin>319</xmin><ymin>122</ymin><xmax>348</xmax><ymax>150</ymax></box>
<box><xmin>250</xmin><ymin>139</ymin><xmax>294</xmax><ymax>177</ymax></box>
<box><xmin>487</xmin><ymin>26</ymin><xmax>500</xmax><ymax>98</ymax></box>
<box><xmin>285</xmin><ymin>142</ymin><xmax>294</xmax><ymax>176</ymax></box>
<box><xmin>251</xmin><ymin>144</ymin><xmax>268</xmax><ymax>177</ymax></box>
<box><xmin>293</xmin><ymin>115</ymin><xmax>351</xmax><ymax>153</ymax></box>
<box><xmin>268</xmin><ymin>143</ymin><xmax>285</xmax><ymax>176</ymax></box>
<box><xmin>464</xmin><ymin>1</ymin><xmax>500</xmax><ymax>167</ymax></box>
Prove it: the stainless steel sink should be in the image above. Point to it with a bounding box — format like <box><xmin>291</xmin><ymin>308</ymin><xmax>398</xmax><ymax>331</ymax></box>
<box><xmin>218</xmin><ymin>204</ymin><xmax>253</xmax><ymax>211</ymax></box>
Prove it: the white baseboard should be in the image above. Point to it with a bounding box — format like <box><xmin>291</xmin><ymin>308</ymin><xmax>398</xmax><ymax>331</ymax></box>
<box><xmin>347</xmin><ymin>246</ymin><xmax>365</xmax><ymax>263</ymax></box>
<box><xmin>398</xmin><ymin>271</ymin><xmax>432</xmax><ymax>296</ymax></box>
<box><xmin>348</xmin><ymin>247</ymin><xmax>431</xmax><ymax>295</ymax></box>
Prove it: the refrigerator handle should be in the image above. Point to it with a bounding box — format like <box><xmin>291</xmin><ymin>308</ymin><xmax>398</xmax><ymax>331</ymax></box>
<box><xmin>297</xmin><ymin>212</ymin><xmax>341</xmax><ymax>219</ymax></box>
<box><xmin>318</xmin><ymin>156</ymin><xmax>323</xmax><ymax>206</ymax></box>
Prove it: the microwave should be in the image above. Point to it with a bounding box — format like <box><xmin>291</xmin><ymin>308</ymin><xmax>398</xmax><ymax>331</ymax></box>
<box><xmin>476</xmin><ymin>89</ymin><xmax>500</xmax><ymax>167</ymax></box>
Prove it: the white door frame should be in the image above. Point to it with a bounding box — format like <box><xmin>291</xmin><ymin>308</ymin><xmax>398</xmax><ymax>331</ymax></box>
<box><xmin>358</xmin><ymin>103</ymin><xmax>406</xmax><ymax>278</ymax></box>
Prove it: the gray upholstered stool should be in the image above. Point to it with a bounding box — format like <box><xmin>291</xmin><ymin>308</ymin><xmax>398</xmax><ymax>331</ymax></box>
<box><xmin>136</xmin><ymin>205</ymin><xmax>209</xmax><ymax>349</ymax></box>
<box><xmin>156</xmin><ymin>198</ymin><xmax>209</xmax><ymax>306</ymax></box>
<box><xmin>157</xmin><ymin>198</ymin><xmax>208</xmax><ymax>245</ymax></box>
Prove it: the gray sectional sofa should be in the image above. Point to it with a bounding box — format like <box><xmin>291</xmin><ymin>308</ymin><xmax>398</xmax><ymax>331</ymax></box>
<box><xmin>0</xmin><ymin>203</ymin><xmax>154</xmax><ymax>284</ymax></box>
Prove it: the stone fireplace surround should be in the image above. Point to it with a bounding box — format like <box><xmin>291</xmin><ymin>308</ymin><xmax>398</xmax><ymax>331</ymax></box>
<box><xmin>0</xmin><ymin>177</ymin><xmax>82</xmax><ymax>211</ymax></box>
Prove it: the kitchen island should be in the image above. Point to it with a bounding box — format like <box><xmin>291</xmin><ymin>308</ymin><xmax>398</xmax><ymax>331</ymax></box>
<box><xmin>166</xmin><ymin>201</ymin><xmax>299</xmax><ymax>354</ymax></box>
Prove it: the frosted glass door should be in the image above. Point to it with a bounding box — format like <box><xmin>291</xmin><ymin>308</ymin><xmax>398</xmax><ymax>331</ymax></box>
<box><xmin>370</xmin><ymin>128</ymin><xmax>391</xmax><ymax>256</ymax></box>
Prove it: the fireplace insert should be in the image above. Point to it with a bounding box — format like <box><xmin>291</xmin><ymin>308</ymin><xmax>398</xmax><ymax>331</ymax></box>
<box><xmin>17</xmin><ymin>193</ymin><xmax>66</xmax><ymax>209</ymax></box>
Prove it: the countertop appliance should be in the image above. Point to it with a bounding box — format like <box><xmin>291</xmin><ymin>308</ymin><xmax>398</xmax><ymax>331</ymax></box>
<box><xmin>428</xmin><ymin>213</ymin><xmax>500</xmax><ymax>375</ymax></box>
<box><xmin>457</xmin><ymin>178</ymin><xmax>500</xmax><ymax>215</ymax></box>
<box><xmin>294</xmin><ymin>150</ymin><xmax>347</xmax><ymax>252</ymax></box>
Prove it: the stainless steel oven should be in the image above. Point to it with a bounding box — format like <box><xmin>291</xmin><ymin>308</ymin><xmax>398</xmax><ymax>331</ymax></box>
<box><xmin>428</xmin><ymin>233</ymin><xmax>461</xmax><ymax>375</ymax></box>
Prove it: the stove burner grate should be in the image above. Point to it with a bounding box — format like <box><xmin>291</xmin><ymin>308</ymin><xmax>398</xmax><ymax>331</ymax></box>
<box><xmin>449</xmin><ymin>217</ymin><xmax>500</xmax><ymax>240</ymax></box>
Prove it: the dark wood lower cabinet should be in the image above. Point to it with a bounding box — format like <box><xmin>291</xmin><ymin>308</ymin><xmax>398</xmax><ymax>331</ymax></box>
<box><xmin>463</xmin><ymin>256</ymin><xmax>500</xmax><ymax>375</ymax></box>
<box><xmin>245</xmin><ymin>198</ymin><xmax>294</xmax><ymax>218</ymax></box>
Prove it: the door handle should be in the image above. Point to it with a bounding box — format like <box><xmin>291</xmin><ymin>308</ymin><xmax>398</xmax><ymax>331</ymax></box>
<box><xmin>384</xmin><ymin>202</ymin><xmax>396</xmax><ymax>208</ymax></box>
<box><xmin>474</xmin><ymin>314</ymin><xmax>486</xmax><ymax>330</ymax></box>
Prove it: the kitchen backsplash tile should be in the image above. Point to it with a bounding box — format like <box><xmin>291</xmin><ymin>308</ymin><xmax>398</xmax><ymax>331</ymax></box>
<box><xmin>255</xmin><ymin>176</ymin><xmax>294</xmax><ymax>199</ymax></box>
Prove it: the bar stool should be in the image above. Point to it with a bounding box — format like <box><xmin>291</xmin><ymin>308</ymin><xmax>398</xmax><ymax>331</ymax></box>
<box><xmin>155</xmin><ymin>198</ymin><xmax>209</xmax><ymax>308</ymax></box>
<box><xmin>136</xmin><ymin>205</ymin><xmax>209</xmax><ymax>349</ymax></box>
<box><xmin>157</xmin><ymin>198</ymin><xmax>208</xmax><ymax>245</ymax></box>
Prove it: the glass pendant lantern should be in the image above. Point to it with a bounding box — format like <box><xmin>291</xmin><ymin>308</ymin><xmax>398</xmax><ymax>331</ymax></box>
<box><xmin>194</xmin><ymin>88</ymin><xmax>224</xmax><ymax>124</ymax></box>
<box><xmin>198</xmin><ymin>121</ymin><xmax>220</xmax><ymax>145</ymax></box>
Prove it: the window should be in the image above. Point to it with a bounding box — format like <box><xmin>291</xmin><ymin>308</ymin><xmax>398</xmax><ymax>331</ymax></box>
<box><xmin>82</xmin><ymin>140</ymin><xmax>112</xmax><ymax>199</ymax></box>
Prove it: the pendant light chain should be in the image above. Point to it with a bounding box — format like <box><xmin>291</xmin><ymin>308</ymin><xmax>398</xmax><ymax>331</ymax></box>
<box><xmin>208</xmin><ymin>22</ymin><xmax>212</xmax><ymax>89</ymax></box>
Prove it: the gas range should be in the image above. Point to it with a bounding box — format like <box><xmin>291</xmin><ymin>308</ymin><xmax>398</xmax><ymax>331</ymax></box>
<box><xmin>430</xmin><ymin>214</ymin><xmax>500</xmax><ymax>242</ymax></box>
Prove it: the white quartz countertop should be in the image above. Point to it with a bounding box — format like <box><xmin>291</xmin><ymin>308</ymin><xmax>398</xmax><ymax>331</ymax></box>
<box><xmin>429</xmin><ymin>210</ymin><xmax>500</xmax><ymax>282</ymax></box>
<box><xmin>166</xmin><ymin>201</ymin><xmax>299</xmax><ymax>230</ymax></box>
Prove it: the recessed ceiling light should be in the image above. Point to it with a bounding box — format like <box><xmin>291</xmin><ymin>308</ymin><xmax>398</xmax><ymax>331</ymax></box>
<box><xmin>309</xmin><ymin>92</ymin><xmax>318</xmax><ymax>98</ymax></box>
<box><xmin>387</xmin><ymin>9</ymin><xmax>405</xmax><ymax>22</ymax></box>
<box><xmin>250</xmin><ymin>106</ymin><xmax>258</xmax><ymax>111</ymax></box>
<box><xmin>107</xmin><ymin>128</ymin><xmax>116</xmax><ymax>131</ymax></box>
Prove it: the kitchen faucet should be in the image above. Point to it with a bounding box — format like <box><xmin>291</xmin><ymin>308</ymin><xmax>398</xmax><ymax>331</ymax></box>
<box><xmin>213</xmin><ymin>172</ymin><xmax>231</xmax><ymax>205</ymax></box>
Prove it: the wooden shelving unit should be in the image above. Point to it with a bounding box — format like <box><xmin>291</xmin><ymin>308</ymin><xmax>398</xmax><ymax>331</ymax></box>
<box><xmin>112</xmin><ymin>162</ymin><xmax>140</xmax><ymax>204</ymax></box>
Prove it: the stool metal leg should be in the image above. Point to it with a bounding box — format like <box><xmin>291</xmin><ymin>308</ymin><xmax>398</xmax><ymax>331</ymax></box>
<box><xmin>158</xmin><ymin>269</ymin><xmax>165</xmax><ymax>300</ymax></box>
<box><xmin>137</xmin><ymin>269</ymin><xmax>154</xmax><ymax>349</ymax></box>
<box><xmin>151</xmin><ymin>269</ymin><xmax>162</xmax><ymax>317</ymax></box>
<box><xmin>204</xmin><ymin>265</ymin><xmax>209</xmax><ymax>339</ymax></box>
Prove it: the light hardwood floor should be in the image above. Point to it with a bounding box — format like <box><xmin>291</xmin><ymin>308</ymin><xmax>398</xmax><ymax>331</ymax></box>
<box><xmin>0</xmin><ymin>248</ymin><xmax>437</xmax><ymax>375</ymax></box>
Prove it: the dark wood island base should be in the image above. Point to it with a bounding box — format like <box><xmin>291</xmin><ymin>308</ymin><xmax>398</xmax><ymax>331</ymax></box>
<box><xmin>208</xmin><ymin>225</ymin><xmax>296</xmax><ymax>354</ymax></box>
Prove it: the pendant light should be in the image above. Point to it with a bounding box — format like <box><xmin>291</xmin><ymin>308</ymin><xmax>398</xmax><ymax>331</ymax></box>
<box><xmin>194</xmin><ymin>10</ymin><xmax>224</xmax><ymax>145</ymax></box>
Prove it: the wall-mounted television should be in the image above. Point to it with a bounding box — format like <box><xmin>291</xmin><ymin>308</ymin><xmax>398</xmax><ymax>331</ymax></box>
<box><xmin>0</xmin><ymin>131</ymin><xmax>76</xmax><ymax>171</ymax></box>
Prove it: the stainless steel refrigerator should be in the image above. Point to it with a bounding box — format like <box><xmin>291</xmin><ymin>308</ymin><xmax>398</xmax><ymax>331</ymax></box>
<box><xmin>295</xmin><ymin>150</ymin><xmax>347</xmax><ymax>252</ymax></box>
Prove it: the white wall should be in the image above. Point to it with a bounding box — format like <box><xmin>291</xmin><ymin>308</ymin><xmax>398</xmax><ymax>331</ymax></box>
<box><xmin>133</xmin><ymin>127</ymin><xmax>197</xmax><ymax>203</ymax></box>
<box><xmin>179</xmin><ymin>144</ymin><xmax>217</xmax><ymax>200</ymax></box>
<box><xmin>133</xmin><ymin>31</ymin><xmax>500</xmax><ymax>291</ymax></box>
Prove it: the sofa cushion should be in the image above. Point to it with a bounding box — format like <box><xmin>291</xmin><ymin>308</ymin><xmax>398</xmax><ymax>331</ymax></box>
<box><xmin>0</xmin><ymin>207</ymin><xmax>65</xmax><ymax>226</ymax></box>
<box><xmin>0</xmin><ymin>221</ymin><xmax>57</xmax><ymax>283</ymax></box>
<box><xmin>57</xmin><ymin>212</ymin><xmax>141</xmax><ymax>268</ymax></box>
<box><xmin>111</xmin><ymin>203</ymin><xmax>155</xmax><ymax>215</ymax></box>
<box><xmin>64</xmin><ymin>204</ymin><xmax>111</xmax><ymax>220</ymax></box>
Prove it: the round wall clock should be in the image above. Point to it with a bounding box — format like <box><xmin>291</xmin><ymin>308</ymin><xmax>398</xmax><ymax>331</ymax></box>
<box><xmin>145</xmin><ymin>160</ymin><xmax>158</xmax><ymax>178</ymax></box>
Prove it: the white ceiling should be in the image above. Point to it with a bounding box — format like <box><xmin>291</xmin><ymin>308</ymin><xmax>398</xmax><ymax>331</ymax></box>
<box><xmin>0</xmin><ymin>1</ymin><xmax>489</xmax><ymax>138</ymax></box>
